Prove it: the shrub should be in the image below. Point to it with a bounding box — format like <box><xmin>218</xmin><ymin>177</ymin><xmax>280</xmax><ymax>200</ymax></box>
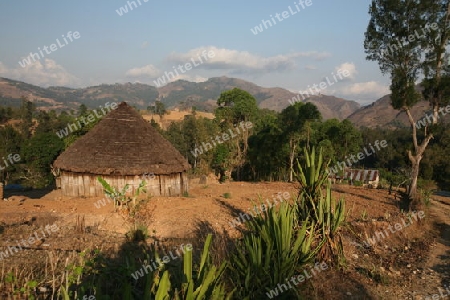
<box><xmin>295</xmin><ymin>147</ymin><xmax>346</xmax><ymax>266</ymax></box>
<box><xmin>228</xmin><ymin>201</ymin><xmax>319</xmax><ymax>299</ymax></box>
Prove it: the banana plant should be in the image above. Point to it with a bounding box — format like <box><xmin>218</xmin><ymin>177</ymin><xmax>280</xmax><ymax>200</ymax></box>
<box><xmin>97</xmin><ymin>177</ymin><xmax>147</xmax><ymax>209</ymax></box>
<box><xmin>97</xmin><ymin>176</ymin><xmax>129</xmax><ymax>209</ymax></box>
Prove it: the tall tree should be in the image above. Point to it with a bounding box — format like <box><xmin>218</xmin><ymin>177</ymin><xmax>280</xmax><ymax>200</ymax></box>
<box><xmin>19</xmin><ymin>97</ymin><xmax>35</xmax><ymax>139</ymax></box>
<box><xmin>21</xmin><ymin>132</ymin><xmax>64</xmax><ymax>188</ymax></box>
<box><xmin>420</xmin><ymin>0</ymin><xmax>450</xmax><ymax>124</ymax></box>
<box><xmin>215</xmin><ymin>88</ymin><xmax>258</xmax><ymax>180</ymax></box>
<box><xmin>280</xmin><ymin>102</ymin><xmax>321</xmax><ymax>182</ymax></box>
<box><xmin>148</xmin><ymin>100</ymin><xmax>167</xmax><ymax>120</ymax></box>
<box><xmin>364</xmin><ymin>0</ymin><xmax>439</xmax><ymax>204</ymax></box>
<box><xmin>0</xmin><ymin>126</ymin><xmax>23</xmax><ymax>183</ymax></box>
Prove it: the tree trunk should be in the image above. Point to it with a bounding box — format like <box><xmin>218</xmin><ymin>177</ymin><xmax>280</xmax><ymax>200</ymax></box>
<box><xmin>289</xmin><ymin>138</ymin><xmax>295</xmax><ymax>182</ymax></box>
<box><xmin>432</xmin><ymin>105</ymin><xmax>439</xmax><ymax>124</ymax></box>
<box><xmin>408</xmin><ymin>154</ymin><xmax>421</xmax><ymax>202</ymax></box>
<box><xmin>404</xmin><ymin>107</ymin><xmax>433</xmax><ymax>207</ymax></box>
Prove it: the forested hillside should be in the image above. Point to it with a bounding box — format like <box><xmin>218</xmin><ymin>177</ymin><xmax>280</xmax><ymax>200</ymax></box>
<box><xmin>2</xmin><ymin>88</ymin><xmax>449</xmax><ymax>191</ymax></box>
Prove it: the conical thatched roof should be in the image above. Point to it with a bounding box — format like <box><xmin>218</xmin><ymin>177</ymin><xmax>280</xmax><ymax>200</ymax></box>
<box><xmin>53</xmin><ymin>102</ymin><xmax>190</xmax><ymax>175</ymax></box>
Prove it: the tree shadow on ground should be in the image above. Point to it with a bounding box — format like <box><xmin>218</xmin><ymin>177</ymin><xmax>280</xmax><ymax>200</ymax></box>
<box><xmin>192</xmin><ymin>220</ymin><xmax>236</xmax><ymax>265</ymax></box>
<box><xmin>4</xmin><ymin>187</ymin><xmax>54</xmax><ymax>199</ymax></box>
<box><xmin>303</xmin><ymin>268</ymin><xmax>377</xmax><ymax>299</ymax></box>
<box><xmin>332</xmin><ymin>186</ymin><xmax>402</xmax><ymax>209</ymax></box>
<box><xmin>213</xmin><ymin>198</ymin><xmax>246</xmax><ymax>220</ymax></box>
<box><xmin>69</xmin><ymin>219</ymin><xmax>239</xmax><ymax>299</ymax></box>
<box><xmin>432</xmin><ymin>221</ymin><xmax>450</xmax><ymax>287</ymax></box>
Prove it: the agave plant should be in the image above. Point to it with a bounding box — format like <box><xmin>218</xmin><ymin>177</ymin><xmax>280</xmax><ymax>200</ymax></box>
<box><xmin>295</xmin><ymin>146</ymin><xmax>330</xmax><ymax>221</ymax></box>
<box><xmin>228</xmin><ymin>201</ymin><xmax>320</xmax><ymax>299</ymax></box>
<box><xmin>295</xmin><ymin>147</ymin><xmax>346</xmax><ymax>266</ymax></box>
<box><xmin>316</xmin><ymin>183</ymin><xmax>346</xmax><ymax>265</ymax></box>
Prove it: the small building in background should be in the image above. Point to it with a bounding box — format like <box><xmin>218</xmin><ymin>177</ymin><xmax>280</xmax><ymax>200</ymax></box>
<box><xmin>343</xmin><ymin>168</ymin><xmax>379</xmax><ymax>188</ymax></box>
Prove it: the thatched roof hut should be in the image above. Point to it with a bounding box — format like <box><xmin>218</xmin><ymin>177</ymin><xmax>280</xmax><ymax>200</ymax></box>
<box><xmin>53</xmin><ymin>102</ymin><xmax>190</xmax><ymax>197</ymax></box>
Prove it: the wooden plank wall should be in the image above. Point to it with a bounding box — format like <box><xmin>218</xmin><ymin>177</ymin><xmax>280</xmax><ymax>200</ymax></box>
<box><xmin>59</xmin><ymin>171</ymin><xmax>189</xmax><ymax>197</ymax></box>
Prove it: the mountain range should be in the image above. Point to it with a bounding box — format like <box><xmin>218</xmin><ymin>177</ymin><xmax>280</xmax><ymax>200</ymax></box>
<box><xmin>0</xmin><ymin>76</ymin><xmax>360</xmax><ymax>119</ymax></box>
<box><xmin>0</xmin><ymin>76</ymin><xmax>442</xmax><ymax>128</ymax></box>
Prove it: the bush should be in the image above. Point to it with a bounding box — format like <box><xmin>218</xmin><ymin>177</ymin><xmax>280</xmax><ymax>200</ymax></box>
<box><xmin>295</xmin><ymin>147</ymin><xmax>346</xmax><ymax>266</ymax></box>
<box><xmin>228</xmin><ymin>201</ymin><xmax>319</xmax><ymax>299</ymax></box>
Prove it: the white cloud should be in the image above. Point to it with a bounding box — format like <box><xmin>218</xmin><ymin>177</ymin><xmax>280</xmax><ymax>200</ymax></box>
<box><xmin>0</xmin><ymin>59</ymin><xmax>80</xmax><ymax>87</ymax></box>
<box><xmin>335</xmin><ymin>62</ymin><xmax>357</xmax><ymax>80</ymax></box>
<box><xmin>304</xmin><ymin>65</ymin><xmax>317</xmax><ymax>70</ymax></box>
<box><xmin>141</xmin><ymin>41</ymin><xmax>149</xmax><ymax>49</ymax></box>
<box><xmin>174</xmin><ymin>74</ymin><xmax>208</xmax><ymax>83</ymax></box>
<box><xmin>337</xmin><ymin>81</ymin><xmax>389</xmax><ymax>99</ymax></box>
<box><xmin>165</xmin><ymin>46</ymin><xmax>331</xmax><ymax>73</ymax></box>
<box><xmin>125</xmin><ymin>64</ymin><xmax>161</xmax><ymax>78</ymax></box>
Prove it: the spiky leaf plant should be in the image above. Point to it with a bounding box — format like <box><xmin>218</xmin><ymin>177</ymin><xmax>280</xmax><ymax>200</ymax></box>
<box><xmin>228</xmin><ymin>201</ymin><xmax>320</xmax><ymax>299</ymax></box>
<box><xmin>295</xmin><ymin>147</ymin><xmax>346</xmax><ymax>266</ymax></box>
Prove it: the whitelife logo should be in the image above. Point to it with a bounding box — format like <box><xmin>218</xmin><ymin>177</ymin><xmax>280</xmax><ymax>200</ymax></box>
<box><xmin>250</xmin><ymin>0</ymin><xmax>313</xmax><ymax>35</ymax></box>
<box><xmin>266</xmin><ymin>262</ymin><xmax>328</xmax><ymax>298</ymax></box>
<box><xmin>0</xmin><ymin>224</ymin><xmax>59</xmax><ymax>261</ymax></box>
<box><xmin>228</xmin><ymin>192</ymin><xmax>291</xmax><ymax>228</ymax></box>
<box><xmin>0</xmin><ymin>153</ymin><xmax>20</xmax><ymax>171</ymax></box>
<box><xmin>415</xmin><ymin>104</ymin><xmax>450</xmax><ymax>130</ymax></box>
<box><xmin>131</xmin><ymin>243</ymin><xmax>192</xmax><ymax>280</ymax></box>
<box><xmin>351</xmin><ymin>211</ymin><xmax>425</xmax><ymax>248</ymax></box>
<box><xmin>55</xmin><ymin>102</ymin><xmax>118</xmax><ymax>139</ymax></box>
<box><xmin>152</xmin><ymin>50</ymin><xmax>215</xmax><ymax>87</ymax></box>
<box><xmin>18</xmin><ymin>31</ymin><xmax>80</xmax><ymax>68</ymax></box>
<box><xmin>191</xmin><ymin>121</ymin><xmax>253</xmax><ymax>158</ymax></box>
<box><xmin>115</xmin><ymin>0</ymin><xmax>149</xmax><ymax>16</ymax></box>
<box><xmin>288</xmin><ymin>68</ymin><xmax>351</xmax><ymax>105</ymax></box>
<box><xmin>328</xmin><ymin>140</ymin><xmax>388</xmax><ymax>175</ymax></box>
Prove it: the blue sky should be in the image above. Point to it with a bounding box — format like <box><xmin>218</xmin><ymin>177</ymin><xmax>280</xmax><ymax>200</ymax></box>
<box><xmin>0</xmin><ymin>0</ymin><xmax>391</xmax><ymax>104</ymax></box>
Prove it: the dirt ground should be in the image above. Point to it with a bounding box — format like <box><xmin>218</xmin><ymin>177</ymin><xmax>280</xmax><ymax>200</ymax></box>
<box><xmin>0</xmin><ymin>178</ymin><xmax>449</xmax><ymax>299</ymax></box>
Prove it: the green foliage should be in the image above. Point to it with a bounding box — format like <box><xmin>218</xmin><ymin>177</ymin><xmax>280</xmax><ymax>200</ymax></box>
<box><xmin>390</xmin><ymin>71</ymin><xmax>421</xmax><ymax>110</ymax></box>
<box><xmin>171</xmin><ymin>234</ymin><xmax>232</xmax><ymax>300</ymax></box>
<box><xmin>163</xmin><ymin>115</ymin><xmax>219</xmax><ymax>173</ymax></box>
<box><xmin>295</xmin><ymin>146</ymin><xmax>330</xmax><ymax>210</ymax></box>
<box><xmin>21</xmin><ymin>132</ymin><xmax>65</xmax><ymax>188</ymax></box>
<box><xmin>228</xmin><ymin>201</ymin><xmax>319</xmax><ymax>299</ymax></box>
<box><xmin>212</xmin><ymin>144</ymin><xmax>230</xmax><ymax>183</ymax></box>
<box><xmin>57</xmin><ymin>235</ymin><xmax>230</xmax><ymax>299</ymax></box>
<box><xmin>223</xmin><ymin>192</ymin><xmax>231</xmax><ymax>199</ymax></box>
<box><xmin>419</xmin><ymin>188</ymin><xmax>432</xmax><ymax>207</ymax></box>
<box><xmin>215</xmin><ymin>88</ymin><xmax>258</xmax><ymax>124</ymax></box>
<box><xmin>280</xmin><ymin>102</ymin><xmax>322</xmax><ymax>181</ymax></box>
<box><xmin>295</xmin><ymin>146</ymin><xmax>346</xmax><ymax>266</ymax></box>
<box><xmin>148</xmin><ymin>100</ymin><xmax>167</xmax><ymax>118</ymax></box>
<box><xmin>97</xmin><ymin>177</ymin><xmax>146</xmax><ymax>209</ymax></box>
<box><xmin>360</xmin><ymin>209</ymin><xmax>369</xmax><ymax>222</ymax></box>
<box><xmin>353</xmin><ymin>180</ymin><xmax>363</xmax><ymax>187</ymax></box>
<box><xmin>19</xmin><ymin>97</ymin><xmax>35</xmax><ymax>139</ymax></box>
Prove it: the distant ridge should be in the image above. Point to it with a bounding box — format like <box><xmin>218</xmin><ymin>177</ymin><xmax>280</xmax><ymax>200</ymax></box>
<box><xmin>0</xmin><ymin>76</ymin><xmax>361</xmax><ymax>121</ymax></box>
<box><xmin>346</xmin><ymin>93</ymin><xmax>448</xmax><ymax>128</ymax></box>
